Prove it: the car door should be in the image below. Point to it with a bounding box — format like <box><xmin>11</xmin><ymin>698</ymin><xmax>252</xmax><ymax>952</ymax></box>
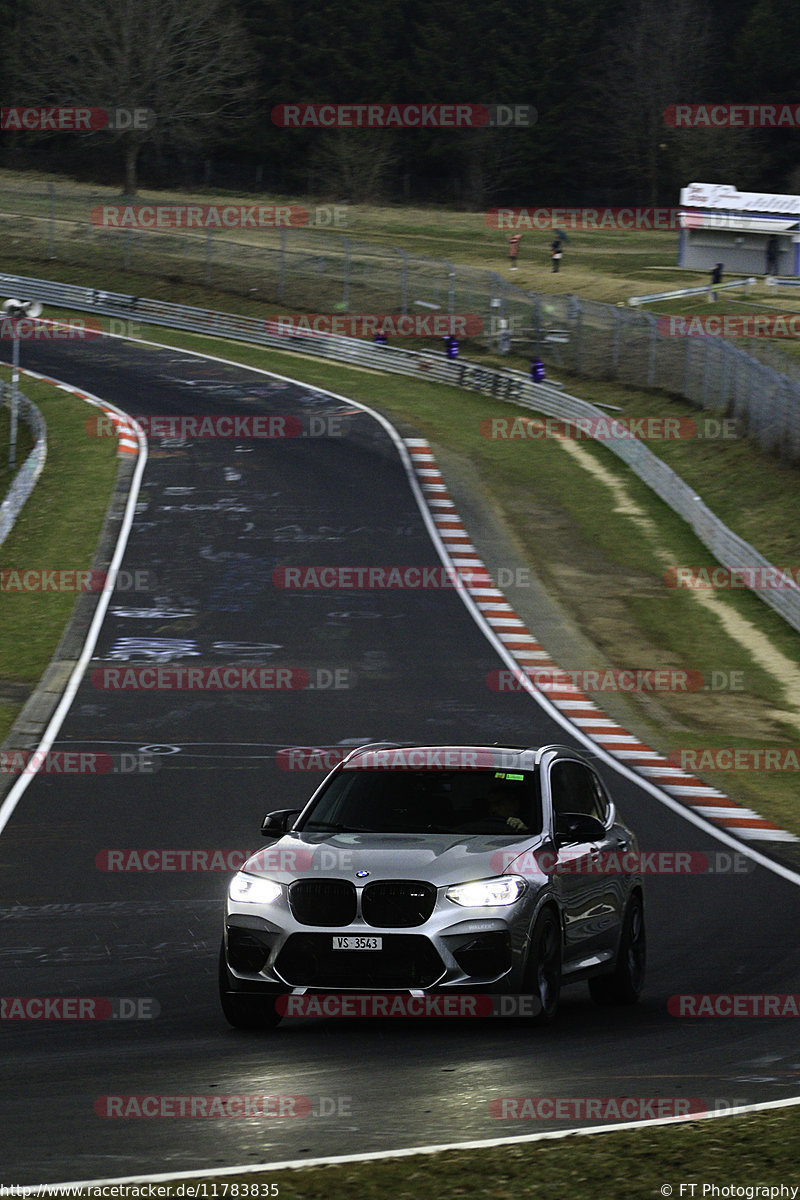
<box><xmin>542</xmin><ymin>753</ymin><xmax>625</xmax><ymax>970</ymax></box>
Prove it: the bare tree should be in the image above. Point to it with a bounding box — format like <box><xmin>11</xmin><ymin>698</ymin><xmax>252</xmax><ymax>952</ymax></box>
<box><xmin>595</xmin><ymin>0</ymin><xmax>714</xmax><ymax>202</ymax></box>
<box><xmin>315</xmin><ymin>132</ymin><xmax>401</xmax><ymax>203</ymax></box>
<box><xmin>9</xmin><ymin>0</ymin><xmax>256</xmax><ymax>193</ymax></box>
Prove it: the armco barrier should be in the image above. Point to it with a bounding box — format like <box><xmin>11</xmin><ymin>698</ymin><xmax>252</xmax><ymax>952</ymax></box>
<box><xmin>0</xmin><ymin>382</ymin><xmax>47</xmax><ymax>547</ymax></box>
<box><xmin>1</xmin><ymin>271</ymin><xmax>799</xmax><ymax>633</ymax></box>
<box><xmin>627</xmin><ymin>278</ymin><xmax>757</xmax><ymax>306</ymax></box>
<box><xmin>4</xmin><ymin>193</ymin><xmax>800</xmax><ymax>457</ymax></box>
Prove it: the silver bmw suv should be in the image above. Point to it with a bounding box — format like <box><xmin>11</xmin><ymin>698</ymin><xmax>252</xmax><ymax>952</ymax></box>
<box><xmin>220</xmin><ymin>743</ymin><xmax>645</xmax><ymax>1028</ymax></box>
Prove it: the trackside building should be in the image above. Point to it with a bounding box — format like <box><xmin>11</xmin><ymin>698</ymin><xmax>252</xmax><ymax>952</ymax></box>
<box><xmin>677</xmin><ymin>182</ymin><xmax>800</xmax><ymax>276</ymax></box>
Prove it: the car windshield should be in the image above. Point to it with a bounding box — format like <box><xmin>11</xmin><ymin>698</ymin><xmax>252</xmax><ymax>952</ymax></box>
<box><xmin>299</xmin><ymin>768</ymin><xmax>541</xmax><ymax>836</ymax></box>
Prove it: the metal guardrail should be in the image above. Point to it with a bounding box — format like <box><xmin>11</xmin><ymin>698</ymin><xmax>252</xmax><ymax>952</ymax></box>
<box><xmin>627</xmin><ymin>278</ymin><xmax>757</xmax><ymax>306</ymax></box>
<box><xmin>1</xmin><ymin>271</ymin><xmax>799</xmax><ymax>633</ymax></box>
<box><xmin>0</xmin><ymin>382</ymin><xmax>47</xmax><ymax>547</ymax></box>
<box><xmin>5</xmin><ymin>187</ymin><xmax>800</xmax><ymax>461</ymax></box>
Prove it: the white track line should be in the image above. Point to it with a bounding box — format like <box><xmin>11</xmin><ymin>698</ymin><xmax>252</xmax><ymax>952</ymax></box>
<box><xmin>405</xmin><ymin>434</ymin><xmax>800</xmax><ymax>850</ymax></box>
<box><xmin>5</xmin><ymin>333</ymin><xmax>799</xmax><ymax>1188</ymax></box>
<box><xmin>24</xmin><ymin>1095</ymin><xmax>800</xmax><ymax>1190</ymax></box>
<box><xmin>50</xmin><ymin>328</ymin><xmax>800</xmax><ymax>885</ymax></box>
<box><xmin>0</xmin><ymin>369</ymin><xmax>147</xmax><ymax>837</ymax></box>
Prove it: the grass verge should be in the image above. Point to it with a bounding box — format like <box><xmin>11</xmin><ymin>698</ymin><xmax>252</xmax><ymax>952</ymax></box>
<box><xmin>0</xmin><ymin>368</ymin><xmax>118</xmax><ymax>741</ymax></box>
<box><xmin>3</xmin><ymin>307</ymin><xmax>800</xmax><ymax>835</ymax></box>
<box><xmin>89</xmin><ymin>322</ymin><xmax>800</xmax><ymax>839</ymax></box>
<box><xmin>54</xmin><ymin>1104</ymin><xmax>800</xmax><ymax>1199</ymax></box>
<box><xmin>1</xmin><ymin>174</ymin><xmax>800</xmax><ymax>1183</ymax></box>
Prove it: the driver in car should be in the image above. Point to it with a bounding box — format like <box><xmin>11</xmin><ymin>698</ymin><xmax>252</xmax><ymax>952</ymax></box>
<box><xmin>487</xmin><ymin>785</ymin><xmax>529</xmax><ymax>832</ymax></box>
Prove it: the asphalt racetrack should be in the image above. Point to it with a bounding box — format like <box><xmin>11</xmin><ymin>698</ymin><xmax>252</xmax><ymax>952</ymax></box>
<box><xmin>2</xmin><ymin>336</ymin><xmax>800</xmax><ymax>1185</ymax></box>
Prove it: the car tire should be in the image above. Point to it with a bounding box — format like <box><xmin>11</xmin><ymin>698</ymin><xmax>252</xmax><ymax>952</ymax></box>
<box><xmin>522</xmin><ymin>907</ymin><xmax>562</xmax><ymax>1025</ymax></box>
<box><xmin>218</xmin><ymin>942</ymin><xmax>284</xmax><ymax>1030</ymax></box>
<box><xmin>589</xmin><ymin>891</ymin><xmax>646</xmax><ymax>1006</ymax></box>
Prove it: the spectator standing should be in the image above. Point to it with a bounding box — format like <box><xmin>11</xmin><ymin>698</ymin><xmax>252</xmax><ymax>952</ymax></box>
<box><xmin>508</xmin><ymin>233</ymin><xmax>522</xmax><ymax>269</ymax></box>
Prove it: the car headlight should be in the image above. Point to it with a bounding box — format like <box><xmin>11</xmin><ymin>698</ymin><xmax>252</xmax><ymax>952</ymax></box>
<box><xmin>446</xmin><ymin>875</ymin><xmax>527</xmax><ymax>908</ymax></box>
<box><xmin>228</xmin><ymin>873</ymin><xmax>283</xmax><ymax>905</ymax></box>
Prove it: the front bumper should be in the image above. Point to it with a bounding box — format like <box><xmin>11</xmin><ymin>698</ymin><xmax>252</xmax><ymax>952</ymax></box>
<box><xmin>224</xmin><ymin>910</ymin><xmax>525</xmax><ymax>992</ymax></box>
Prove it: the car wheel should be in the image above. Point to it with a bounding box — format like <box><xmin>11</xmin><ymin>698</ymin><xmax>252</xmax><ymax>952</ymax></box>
<box><xmin>589</xmin><ymin>891</ymin><xmax>646</xmax><ymax>1006</ymax></box>
<box><xmin>218</xmin><ymin>942</ymin><xmax>284</xmax><ymax>1030</ymax></box>
<box><xmin>522</xmin><ymin>907</ymin><xmax>562</xmax><ymax>1025</ymax></box>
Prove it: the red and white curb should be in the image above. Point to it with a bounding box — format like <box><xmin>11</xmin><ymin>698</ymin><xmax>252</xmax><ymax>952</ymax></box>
<box><xmin>98</xmin><ymin>407</ymin><xmax>139</xmax><ymax>455</ymax></box>
<box><xmin>405</xmin><ymin>437</ymin><xmax>797</xmax><ymax>846</ymax></box>
<box><xmin>30</xmin><ymin>373</ymin><xmax>140</xmax><ymax>456</ymax></box>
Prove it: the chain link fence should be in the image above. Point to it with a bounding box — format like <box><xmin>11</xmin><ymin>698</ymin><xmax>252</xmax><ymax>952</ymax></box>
<box><xmin>1</xmin><ymin>270</ymin><xmax>799</xmax><ymax>633</ymax></box>
<box><xmin>516</xmin><ymin>294</ymin><xmax>800</xmax><ymax>461</ymax></box>
<box><xmin>2</xmin><ymin>182</ymin><xmax>800</xmax><ymax>459</ymax></box>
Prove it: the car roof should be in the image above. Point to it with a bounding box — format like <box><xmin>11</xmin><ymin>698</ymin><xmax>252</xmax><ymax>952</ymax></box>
<box><xmin>338</xmin><ymin>743</ymin><xmax>594</xmax><ymax>770</ymax></box>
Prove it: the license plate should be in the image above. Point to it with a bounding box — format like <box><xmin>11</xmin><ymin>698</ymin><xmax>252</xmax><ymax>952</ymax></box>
<box><xmin>332</xmin><ymin>936</ymin><xmax>382</xmax><ymax>951</ymax></box>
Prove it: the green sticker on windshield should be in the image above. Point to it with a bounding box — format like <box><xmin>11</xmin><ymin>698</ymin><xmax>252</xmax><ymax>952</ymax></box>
<box><xmin>494</xmin><ymin>771</ymin><xmax>524</xmax><ymax>781</ymax></box>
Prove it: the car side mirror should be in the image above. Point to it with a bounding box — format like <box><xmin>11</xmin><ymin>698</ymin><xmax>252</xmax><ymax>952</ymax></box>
<box><xmin>261</xmin><ymin>809</ymin><xmax>301</xmax><ymax>838</ymax></box>
<box><xmin>554</xmin><ymin>812</ymin><xmax>606</xmax><ymax>846</ymax></box>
